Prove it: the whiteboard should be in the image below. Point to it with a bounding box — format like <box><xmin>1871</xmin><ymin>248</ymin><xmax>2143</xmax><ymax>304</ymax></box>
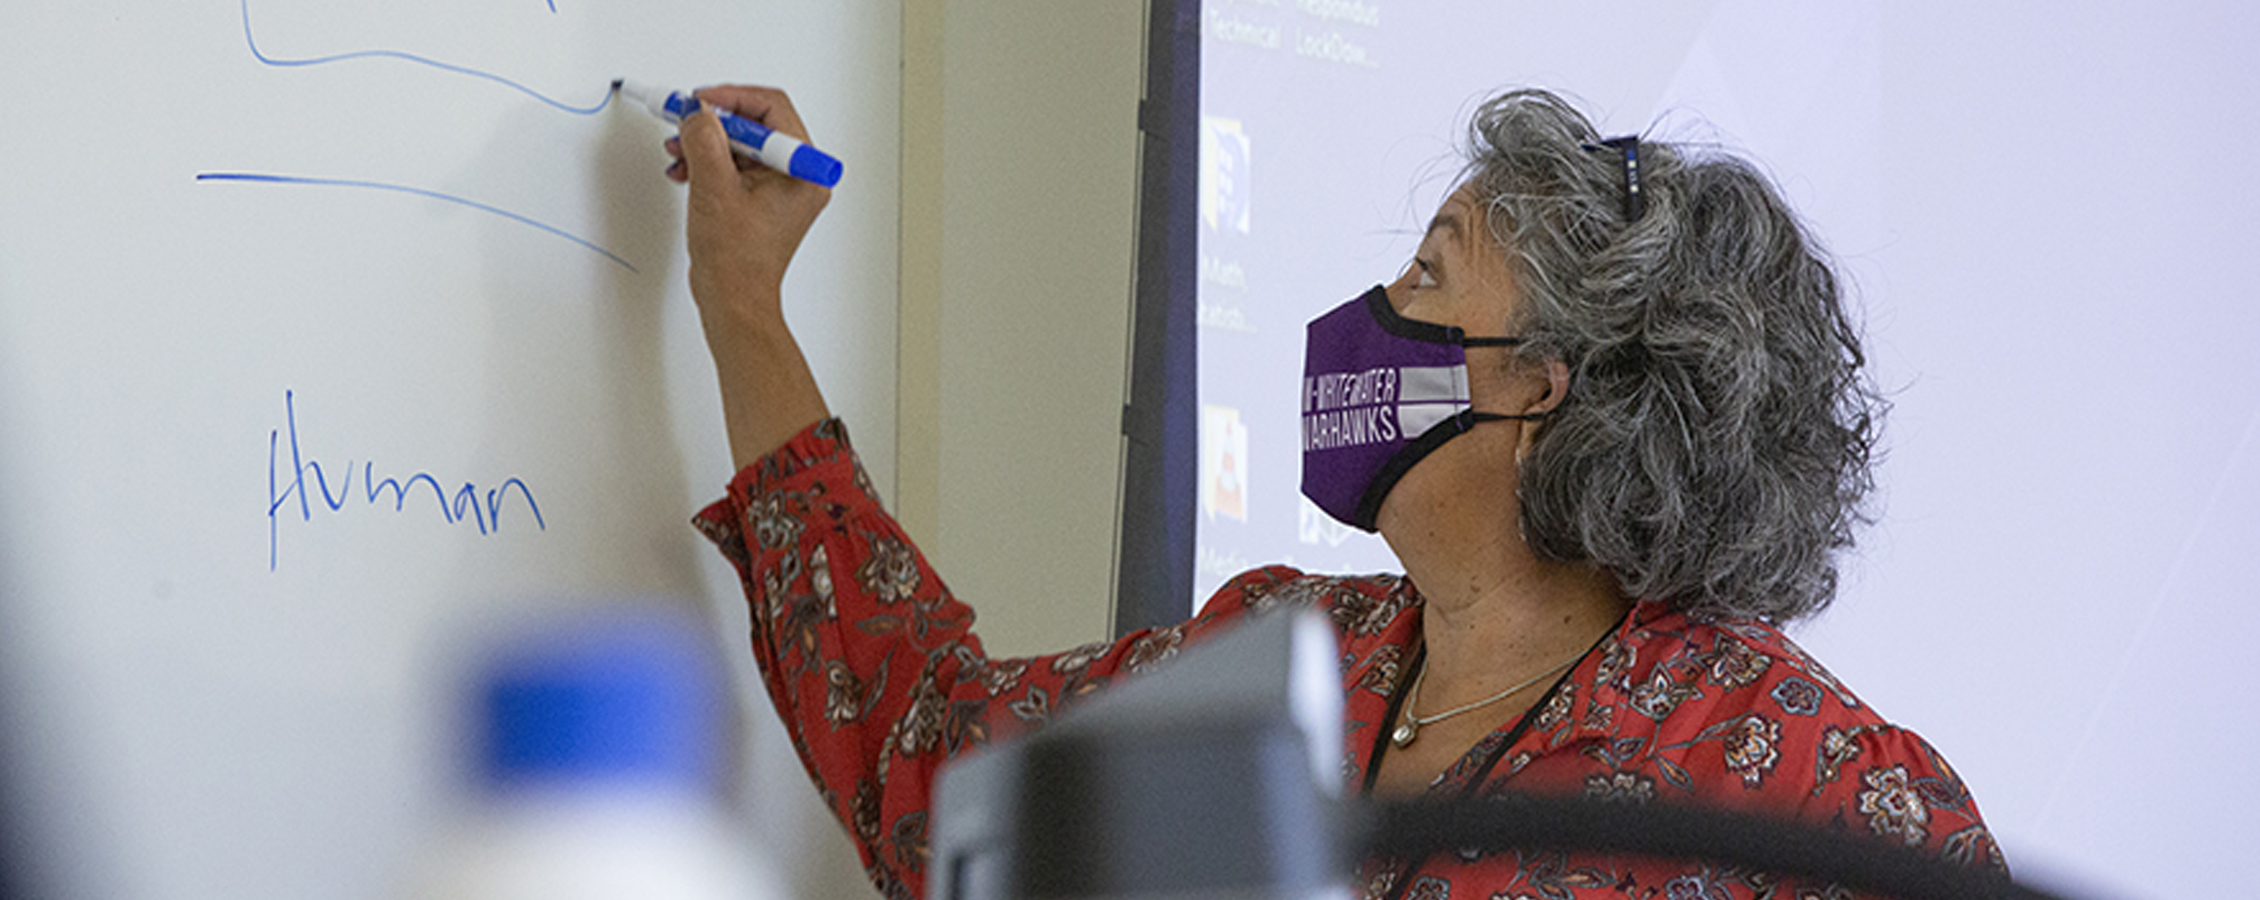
<box><xmin>0</xmin><ymin>2</ymin><xmax>899</xmax><ymax>898</ymax></box>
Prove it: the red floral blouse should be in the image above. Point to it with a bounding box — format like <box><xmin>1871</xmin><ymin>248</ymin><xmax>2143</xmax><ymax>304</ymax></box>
<box><xmin>696</xmin><ymin>420</ymin><xmax>2004</xmax><ymax>900</ymax></box>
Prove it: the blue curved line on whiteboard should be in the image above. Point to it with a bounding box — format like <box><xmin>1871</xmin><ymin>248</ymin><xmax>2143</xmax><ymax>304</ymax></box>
<box><xmin>239</xmin><ymin>0</ymin><xmax>609</xmax><ymax>115</ymax></box>
<box><xmin>197</xmin><ymin>172</ymin><xmax>637</xmax><ymax>272</ymax></box>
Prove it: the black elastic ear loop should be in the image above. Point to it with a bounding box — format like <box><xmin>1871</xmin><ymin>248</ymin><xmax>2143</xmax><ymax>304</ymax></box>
<box><xmin>1581</xmin><ymin>135</ymin><xmax>1643</xmax><ymax>222</ymax></box>
<box><xmin>1458</xmin><ymin>335</ymin><xmax>1525</xmax><ymax>348</ymax></box>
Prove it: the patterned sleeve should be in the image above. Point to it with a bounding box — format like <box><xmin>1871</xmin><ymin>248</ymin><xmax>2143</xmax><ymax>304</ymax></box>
<box><xmin>693</xmin><ymin>419</ymin><xmax>1305</xmax><ymax>900</ymax></box>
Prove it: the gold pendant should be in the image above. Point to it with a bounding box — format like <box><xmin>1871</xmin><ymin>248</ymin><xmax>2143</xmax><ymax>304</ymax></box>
<box><xmin>1391</xmin><ymin>721</ymin><xmax>1417</xmax><ymax>748</ymax></box>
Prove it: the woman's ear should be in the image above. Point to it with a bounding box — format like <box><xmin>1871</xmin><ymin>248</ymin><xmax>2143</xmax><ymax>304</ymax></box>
<box><xmin>1514</xmin><ymin>359</ymin><xmax>1569</xmax><ymax>468</ymax></box>
<box><xmin>1523</xmin><ymin>358</ymin><xmax>1571</xmax><ymax>417</ymax></box>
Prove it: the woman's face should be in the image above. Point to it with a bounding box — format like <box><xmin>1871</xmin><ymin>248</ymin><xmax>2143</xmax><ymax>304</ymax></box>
<box><xmin>1372</xmin><ymin>183</ymin><xmax>1558</xmax><ymax>538</ymax></box>
<box><xmin>1383</xmin><ymin>183</ymin><xmax>1531</xmax><ymax>404</ymax></box>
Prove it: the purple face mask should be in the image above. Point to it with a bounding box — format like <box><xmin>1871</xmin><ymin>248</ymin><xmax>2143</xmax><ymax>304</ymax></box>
<box><xmin>1300</xmin><ymin>285</ymin><xmax>1534</xmax><ymax>532</ymax></box>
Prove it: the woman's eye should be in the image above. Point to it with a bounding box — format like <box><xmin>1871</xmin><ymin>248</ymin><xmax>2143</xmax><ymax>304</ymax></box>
<box><xmin>1413</xmin><ymin>258</ymin><xmax>1439</xmax><ymax>288</ymax></box>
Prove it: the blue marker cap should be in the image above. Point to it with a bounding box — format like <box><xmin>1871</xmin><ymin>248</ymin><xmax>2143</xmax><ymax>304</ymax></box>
<box><xmin>787</xmin><ymin>144</ymin><xmax>845</xmax><ymax>187</ymax></box>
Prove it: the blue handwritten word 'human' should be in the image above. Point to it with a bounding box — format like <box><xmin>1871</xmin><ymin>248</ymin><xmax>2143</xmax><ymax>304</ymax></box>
<box><xmin>268</xmin><ymin>390</ymin><xmax>545</xmax><ymax>570</ymax></box>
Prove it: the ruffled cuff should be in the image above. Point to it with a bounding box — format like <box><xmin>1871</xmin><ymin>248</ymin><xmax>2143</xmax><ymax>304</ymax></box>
<box><xmin>693</xmin><ymin>418</ymin><xmax>882</xmax><ymax>562</ymax></box>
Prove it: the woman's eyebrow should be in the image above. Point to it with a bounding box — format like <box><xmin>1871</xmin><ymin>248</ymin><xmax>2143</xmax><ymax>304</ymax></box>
<box><xmin>1424</xmin><ymin>210</ymin><xmax>1465</xmax><ymax>247</ymax></box>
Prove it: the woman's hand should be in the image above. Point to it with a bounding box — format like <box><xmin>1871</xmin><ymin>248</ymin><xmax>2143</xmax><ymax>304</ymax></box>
<box><xmin>663</xmin><ymin>85</ymin><xmax>831</xmax><ymax>470</ymax></box>
<box><xmin>665</xmin><ymin>85</ymin><xmax>831</xmax><ymax>317</ymax></box>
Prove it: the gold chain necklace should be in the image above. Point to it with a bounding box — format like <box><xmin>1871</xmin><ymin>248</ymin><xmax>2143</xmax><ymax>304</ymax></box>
<box><xmin>1390</xmin><ymin>652</ymin><xmax>1581</xmax><ymax>749</ymax></box>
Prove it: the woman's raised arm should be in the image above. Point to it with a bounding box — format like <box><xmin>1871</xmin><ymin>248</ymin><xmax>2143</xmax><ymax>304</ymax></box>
<box><xmin>666</xmin><ymin>84</ymin><xmax>834</xmax><ymax>471</ymax></box>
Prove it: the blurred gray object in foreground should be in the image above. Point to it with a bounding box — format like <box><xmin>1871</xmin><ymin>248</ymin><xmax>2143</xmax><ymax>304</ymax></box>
<box><xmin>931</xmin><ymin>608</ymin><xmax>1348</xmax><ymax>900</ymax></box>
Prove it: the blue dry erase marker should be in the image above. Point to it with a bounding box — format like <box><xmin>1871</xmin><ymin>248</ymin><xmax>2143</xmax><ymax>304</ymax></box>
<box><xmin>614</xmin><ymin>80</ymin><xmax>844</xmax><ymax>188</ymax></box>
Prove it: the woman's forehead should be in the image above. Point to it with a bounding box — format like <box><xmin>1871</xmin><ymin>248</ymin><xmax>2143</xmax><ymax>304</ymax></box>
<box><xmin>1423</xmin><ymin>186</ymin><xmax>1486</xmax><ymax>250</ymax></box>
<box><xmin>1428</xmin><ymin>185</ymin><xmax>1515</xmax><ymax>277</ymax></box>
<box><xmin>1428</xmin><ymin>182</ymin><xmax>1500</xmax><ymax>246</ymax></box>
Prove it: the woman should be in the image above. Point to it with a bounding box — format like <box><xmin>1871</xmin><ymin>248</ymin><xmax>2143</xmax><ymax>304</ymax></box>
<box><xmin>665</xmin><ymin>85</ymin><xmax>2002</xmax><ymax>900</ymax></box>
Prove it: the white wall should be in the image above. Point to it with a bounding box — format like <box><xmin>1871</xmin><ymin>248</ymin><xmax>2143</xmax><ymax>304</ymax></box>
<box><xmin>897</xmin><ymin>0</ymin><xmax>1148</xmax><ymax>659</ymax></box>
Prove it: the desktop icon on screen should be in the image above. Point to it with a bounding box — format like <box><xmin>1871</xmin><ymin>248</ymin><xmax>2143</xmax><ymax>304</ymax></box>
<box><xmin>1202</xmin><ymin>404</ymin><xmax>1250</xmax><ymax>522</ymax></box>
<box><xmin>1201</xmin><ymin>115</ymin><xmax>1252</xmax><ymax>235</ymax></box>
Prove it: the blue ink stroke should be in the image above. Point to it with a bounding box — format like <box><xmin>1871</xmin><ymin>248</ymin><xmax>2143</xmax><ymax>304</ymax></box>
<box><xmin>269</xmin><ymin>389</ymin><xmax>547</xmax><ymax>571</ymax></box>
<box><xmin>239</xmin><ymin>0</ymin><xmax>609</xmax><ymax>115</ymax></box>
<box><xmin>197</xmin><ymin>172</ymin><xmax>636</xmax><ymax>271</ymax></box>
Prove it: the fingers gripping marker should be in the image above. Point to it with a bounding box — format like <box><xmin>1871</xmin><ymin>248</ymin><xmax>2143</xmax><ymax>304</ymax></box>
<box><xmin>617</xmin><ymin>80</ymin><xmax>844</xmax><ymax>188</ymax></box>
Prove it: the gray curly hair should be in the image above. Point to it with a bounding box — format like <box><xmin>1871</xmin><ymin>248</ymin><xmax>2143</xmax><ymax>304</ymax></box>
<box><xmin>1461</xmin><ymin>89</ymin><xmax>1885</xmax><ymax>623</ymax></box>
